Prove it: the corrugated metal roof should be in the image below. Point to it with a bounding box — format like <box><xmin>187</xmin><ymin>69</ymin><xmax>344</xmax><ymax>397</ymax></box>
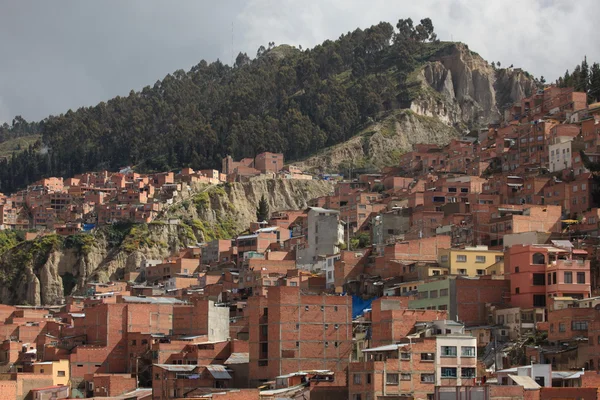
<box><xmin>206</xmin><ymin>365</ymin><xmax>232</xmax><ymax>380</ymax></box>
<box><xmin>121</xmin><ymin>296</ymin><xmax>184</xmax><ymax>304</ymax></box>
<box><xmin>508</xmin><ymin>375</ymin><xmax>541</xmax><ymax>390</ymax></box>
<box><xmin>551</xmin><ymin>240</ymin><xmax>574</xmax><ymax>248</ymax></box>
<box><xmin>362</xmin><ymin>344</ymin><xmax>402</xmax><ymax>352</ymax></box>
<box><xmin>155</xmin><ymin>364</ymin><xmax>197</xmax><ymax>372</ymax></box>
<box><xmin>224</xmin><ymin>352</ymin><xmax>249</xmax><ymax>365</ymax></box>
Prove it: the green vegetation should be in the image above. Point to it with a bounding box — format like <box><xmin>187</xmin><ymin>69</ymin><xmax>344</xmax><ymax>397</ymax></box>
<box><xmin>192</xmin><ymin>192</ymin><xmax>210</xmax><ymax>212</ymax></box>
<box><xmin>350</xmin><ymin>232</ymin><xmax>371</xmax><ymax>250</ymax></box>
<box><xmin>185</xmin><ymin>216</ymin><xmax>238</xmax><ymax>243</ymax></box>
<box><xmin>0</xmin><ymin>18</ymin><xmax>444</xmax><ymax>193</ymax></box>
<box><xmin>0</xmin><ymin>134</ymin><xmax>42</xmax><ymax>158</ymax></box>
<box><xmin>0</xmin><ymin>230</ymin><xmax>25</xmax><ymax>256</ymax></box>
<box><xmin>64</xmin><ymin>233</ymin><xmax>96</xmax><ymax>255</ymax></box>
<box><xmin>557</xmin><ymin>56</ymin><xmax>600</xmax><ymax>103</ymax></box>
<box><xmin>121</xmin><ymin>224</ymin><xmax>164</xmax><ymax>253</ymax></box>
<box><xmin>256</xmin><ymin>194</ymin><xmax>270</xmax><ymax>222</ymax></box>
<box><xmin>104</xmin><ymin>222</ymin><xmax>134</xmax><ymax>247</ymax></box>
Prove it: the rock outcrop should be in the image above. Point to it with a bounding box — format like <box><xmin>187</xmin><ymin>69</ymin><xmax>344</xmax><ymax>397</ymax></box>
<box><xmin>412</xmin><ymin>43</ymin><xmax>536</xmax><ymax>127</ymax></box>
<box><xmin>293</xmin><ymin>43</ymin><xmax>536</xmax><ymax>173</ymax></box>
<box><xmin>0</xmin><ymin>179</ymin><xmax>333</xmax><ymax>305</ymax></box>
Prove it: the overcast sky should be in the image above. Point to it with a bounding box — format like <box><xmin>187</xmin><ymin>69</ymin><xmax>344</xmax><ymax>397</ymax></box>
<box><xmin>0</xmin><ymin>0</ymin><xmax>597</xmax><ymax>124</ymax></box>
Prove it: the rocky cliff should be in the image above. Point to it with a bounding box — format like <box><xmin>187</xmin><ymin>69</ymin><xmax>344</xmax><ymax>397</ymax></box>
<box><xmin>411</xmin><ymin>43</ymin><xmax>536</xmax><ymax>128</ymax></box>
<box><xmin>0</xmin><ymin>179</ymin><xmax>333</xmax><ymax>305</ymax></box>
<box><xmin>293</xmin><ymin>43</ymin><xmax>536</xmax><ymax>173</ymax></box>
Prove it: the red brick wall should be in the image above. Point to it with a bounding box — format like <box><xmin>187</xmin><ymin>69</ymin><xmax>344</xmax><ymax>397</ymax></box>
<box><xmin>540</xmin><ymin>387</ymin><xmax>598</xmax><ymax>400</ymax></box>
<box><xmin>248</xmin><ymin>287</ymin><xmax>352</xmax><ymax>385</ymax></box>
<box><xmin>371</xmin><ymin>309</ymin><xmax>447</xmax><ymax>346</ymax></box>
<box><xmin>456</xmin><ymin>278</ymin><xmax>510</xmax><ymax>326</ymax></box>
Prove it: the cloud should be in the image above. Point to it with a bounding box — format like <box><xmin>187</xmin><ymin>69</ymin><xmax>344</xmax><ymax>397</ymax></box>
<box><xmin>0</xmin><ymin>0</ymin><xmax>597</xmax><ymax>122</ymax></box>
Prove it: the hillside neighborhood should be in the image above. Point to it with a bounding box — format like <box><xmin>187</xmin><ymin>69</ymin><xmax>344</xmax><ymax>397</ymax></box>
<box><xmin>3</xmin><ymin>85</ymin><xmax>600</xmax><ymax>400</ymax></box>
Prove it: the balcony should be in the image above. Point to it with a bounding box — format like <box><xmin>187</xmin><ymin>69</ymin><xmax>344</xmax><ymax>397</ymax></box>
<box><xmin>547</xmin><ymin>259</ymin><xmax>589</xmax><ymax>270</ymax></box>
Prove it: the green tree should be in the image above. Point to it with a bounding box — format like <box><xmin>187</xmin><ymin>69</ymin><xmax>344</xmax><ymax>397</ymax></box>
<box><xmin>256</xmin><ymin>194</ymin><xmax>270</xmax><ymax>222</ymax></box>
<box><xmin>589</xmin><ymin>62</ymin><xmax>600</xmax><ymax>102</ymax></box>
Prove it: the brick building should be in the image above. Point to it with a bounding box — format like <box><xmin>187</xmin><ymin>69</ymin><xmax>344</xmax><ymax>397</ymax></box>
<box><xmin>247</xmin><ymin>286</ymin><xmax>352</xmax><ymax>387</ymax></box>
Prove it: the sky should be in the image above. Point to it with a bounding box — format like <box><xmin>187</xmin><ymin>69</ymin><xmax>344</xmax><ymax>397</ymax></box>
<box><xmin>0</xmin><ymin>0</ymin><xmax>597</xmax><ymax>124</ymax></box>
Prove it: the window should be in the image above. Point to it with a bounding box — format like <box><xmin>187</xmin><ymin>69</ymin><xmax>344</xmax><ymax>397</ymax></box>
<box><xmin>290</xmin><ymin>281</ymin><xmax>298</xmax><ymax>287</ymax></box>
<box><xmin>572</xmin><ymin>321</ymin><xmax>588</xmax><ymax>331</ymax></box>
<box><xmin>419</xmin><ymin>291</ymin><xmax>429</xmax><ymax>299</ymax></box>
<box><xmin>496</xmin><ymin>255</ymin><xmax>504</xmax><ymax>263</ymax></box>
<box><xmin>441</xmin><ymin>255</ymin><xmax>449</xmax><ymax>263</ymax></box>
<box><xmin>458</xmin><ymin>269</ymin><xmax>467</xmax><ymax>275</ymax></box>
<box><xmin>476</xmin><ymin>269</ymin><xmax>485</xmax><ymax>275</ymax></box>
<box><xmin>386</xmin><ymin>373</ymin><xmax>399</xmax><ymax>385</ymax></box>
<box><xmin>532</xmin><ymin>273</ymin><xmax>545</xmax><ymax>286</ymax></box>
<box><xmin>498</xmin><ymin>315</ymin><xmax>504</xmax><ymax>324</ymax></box>
<box><xmin>353</xmin><ymin>374</ymin><xmax>362</xmax><ymax>385</ymax></box>
<box><xmin>401</xmin><ymin>373</ymin><xmax>411</xmax><ymax>381</ymax></box>
<box><xmin>440</xmin><ymin>289</ymin><xmax>448</xmax><ymax>297</ymax></box>
<box><xmin>367</xmin><ymin>373</ymin><xmax>371</xmax><ymax>384</ymax></box>
<box><xmin>475</xmin><ymin>255</ymin><xmax>486</xmax><ymax>263</ymax></box>
<box><xmin>441</xmin><ymin>346</ymin><xmax>457</xmax><ymax>357</ymax></box>
<box><xmin>430</xmin><ymin>290</ymin><xmax>438</xmax><ymax>299</ymax></box>
<box><xmin>532</xmin><ymin>253</ymin><xmax>545</xmax><ymax>264</ymax></box>
<box><xmin>456</xmin><ymin>255</ymin><xmax>467</xmax><ymax>262</ymax></box>
<box><xmin>461</xmin><ymin>367</ymin><xmax>476</xmax><ymax>378</ymax></box>
<box><xmin>57</xmin><ymin>370</ymin><xmax>66</xmax><ymax>377</ymax></box>
<box><xmin>577</xmin><ymin>272</ymin><xmax>586</xmax><ymax>284</ymax></box>
<box><xmin>421</xmin><ymin>352</ymin><xmax>435</xmax><ymax>361</ymax></box>
<box><xmin>515</xmin><ymin>266</ymin><xmax>520</xmax><ymax>273</ymax></box>
<box><xmin>131</xmin><ymin>339</ymin><xmax>137</xmax><ymax>345</ymax></box>
<box><xmin>564</xmin><ymin>272</ymin><xmax>573</xmax><ymax>284</ymax></box>
<box><xmin>353</xmin><ymin>395</ymin><xmax>362</xmax><ymax>400</ymax></box>
<box><xmin>400</xmin><ymin>352</ymin><xmax>411</xmax><ymax>360</ymax></box>
<box><xmin>533</xmin><ymin>294</ymin><xmax>546</xmax><ymax>307</ymax></box>
<box><xmin>421</xmin><ymin>373</ymin><xmax>435</xmax><ymax>383</ymax></box>
<box><xmin>559</xmin><ymin>323</ymin><xmax>566</xmax><ymax>332</ymax></box>
<box><xmin>461</xmin><ymin>347</ymin><xmax>476</xmax><ymax>357</ymax></box>
<box><xmin>515</xmin><ymin>287</ymin><xmax>520</xmax><ymax>294</ymax></box>
<box><xmin>441</xmin><ymin>367</ymin><xmax>457</xmax><ymax>378</ymax></box>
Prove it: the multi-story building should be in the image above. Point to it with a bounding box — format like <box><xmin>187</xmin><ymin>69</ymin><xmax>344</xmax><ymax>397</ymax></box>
<box><xmin>349</xmin><ymin>321</ymin><xmax>477</xmax><ymax>400</ymax></box>
<box><xmin>505</xmin><ymin>243</ymin><xmax>591</xmax><ymax>309</ymax></box>
<box><xmin>295</xmin><ymin>207</ymin><xmax>343</xmax><ymax>270</ymax></box>
<box><xmin>247</xmin><ymin>286</ymin><xmax>352</xmax><ymax>387</ymax></box>
<box><xmin>408</xmin><ymin>276</ymin><xmax>510</xmax><ymax>326</ymax></box>
<box><xmin>437</xmin><ymin>246</ymin><xmax>504</xmax><ymax>277</ymax></box>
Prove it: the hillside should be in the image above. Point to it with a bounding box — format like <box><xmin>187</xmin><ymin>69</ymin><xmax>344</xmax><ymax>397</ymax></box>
<box><xmin>293</xmin><ymin>43</ymin><xmax>536</xmax><ymax>172</ymax></box>
<box><xmin>0</xmin><ymin>178</ymin><xmax>333</xmax><ymax>305</ymax></box>
<box><xmin>0</xmin><ymin>134</ymin><xmax>41</xmax><ymax>158</ymax></box>
<box><xmin>0</xmin><ymin>19</ymin><xmax>535</xmax><ymax>193</ymax></box>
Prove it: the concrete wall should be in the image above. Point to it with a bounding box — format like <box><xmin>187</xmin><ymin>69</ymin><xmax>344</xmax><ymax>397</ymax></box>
<box><xmin>208</xmin><ymin>301</ymin><xmax>230</xmax><ymax>342</ymax></box>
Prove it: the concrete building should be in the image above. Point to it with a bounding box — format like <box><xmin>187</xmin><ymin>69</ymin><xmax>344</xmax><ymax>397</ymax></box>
<box><xmin>350</xmin><ymin>321</ymin><xmax>477</xmax><ymax>400</ymax></box>
<box><xmin>408</xmin><ymin>276</ymin><xmax>510</xmax><ymax>327</ymax></box>
<box><xmin>296</xmin><ymin>207</ymin><xmax>343</xmax><ymax>270</ymax></box>
<box><xmin>438</xmin><ymin>246</ymin><xmax>505</xmax><ymax>277</ymax></box>
<box><xmin>505</xmin><ymin>243</ymin><xmax>591</xmax><ymax>309</ymax></box>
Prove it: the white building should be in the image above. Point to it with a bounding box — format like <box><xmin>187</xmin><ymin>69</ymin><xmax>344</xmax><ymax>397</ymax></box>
<box><xmin>296</xmin><ymin>207</ymin><xmax>343</xmax><ymax>270</ymax></box>
<box><xmin>549</xmin><ymin>137</ymin><xmax>573</xmax><ymax>172</ymax></box>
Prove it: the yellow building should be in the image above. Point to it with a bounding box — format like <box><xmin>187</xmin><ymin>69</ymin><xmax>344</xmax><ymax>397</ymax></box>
<box><xmin>438</xmin><ymin>246</ymin><xmax>504</xmax><ymax>276</ymax></box>
<box><xmin>32</xmin><ymin>359</ymin><xmax>70</xmax><ymax>387</ymax></box>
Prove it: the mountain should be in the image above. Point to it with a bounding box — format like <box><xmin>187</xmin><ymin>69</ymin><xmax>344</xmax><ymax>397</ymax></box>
<box><xmin>293</xmin><ymin>43</ymin><xmax>537</xmax><ymax>172</ymax></box>
<box><xmin>0</xmin><ymin>178</ymin><xmax>333</xmax><ymax>305</ymax></box>
<box><xmin>0</xmin><ymin>19</ymin><xmax>535</xmax><ymax>192</ymax></box>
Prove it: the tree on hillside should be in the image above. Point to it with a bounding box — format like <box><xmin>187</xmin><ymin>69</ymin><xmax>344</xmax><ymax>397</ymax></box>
<box><xmin>590</xmin><ymin>62</ymin><xmax>600</xmax><ymax>102</ymax></box>
<box><xmin>256</xmin><ymin>195</ymin><xmax>270</xmax><ymax>222</ymax></box>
